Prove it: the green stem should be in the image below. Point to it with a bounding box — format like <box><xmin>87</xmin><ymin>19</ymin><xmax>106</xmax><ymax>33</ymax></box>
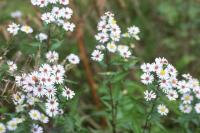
<box><xmin>142</xmin><ymin>88</ymin><xmax>158</xmax><ymax>133</ymax></box>
<box><xmin>105</xmin><ymin>51</ymin><xmax>117</xmax><ymax>133</ymax></box>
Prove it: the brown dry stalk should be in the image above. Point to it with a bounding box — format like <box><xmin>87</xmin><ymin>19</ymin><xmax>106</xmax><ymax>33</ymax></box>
<box><xmin>75</xmin><ymin>20</ymin><xmax>100</xmax><ymax>108</ymax></box>
<box><xmin>70</xmin><ymin>0</ymin><xmax>107</xmax><ymax>127</ymax></box>
<box><xmin>94</xmin><ymin>0</ymin><xmax>106</xmax><ymax>17</ymax></box>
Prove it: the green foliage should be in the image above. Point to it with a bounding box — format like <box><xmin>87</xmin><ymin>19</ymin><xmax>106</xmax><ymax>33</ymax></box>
<box><xmin>0</xmin><ymin>0</ymin><xmax>200</xmax><ymax>133</ymax></box>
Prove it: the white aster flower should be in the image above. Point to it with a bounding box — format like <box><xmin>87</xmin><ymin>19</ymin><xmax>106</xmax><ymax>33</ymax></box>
<box><xmin>141</xmin><ymin>73</ymin><xmax>154</xmax><ymax>85</ymax></box>
<box><xmin>107</xmin><ymin>42</ymin><xmax>117</xmax><ymax>53</ymax></box>
<box><xmin>12</xmin><ymin>92</ymin><xmax>25</xmax><ymax>105</ymax></box>
<box><xmin>119</xmin><ymin>50</ymin><xmax>131</xmax><ymax>58</ymax></box>
<box><xmin>7</xmin><ymin>61</ymin><xmax>17</xmax><ymax>72</ymax></box>
<box><xmin>63</xmin><ymin>22</ymin><xmax>75</xmax><ymax>32</ymax></box>
<box><xmin>166</xmin><ymin>89</ymin><xmax>178</xmax><ymax>101</ymax></box>
<box><xmin>155</xmin><ymin>57</ymin><xmax>168</xmax><ymax>65</ymax></box>
<box><xmin>11</xmin><ymin>10</ymin><xmax>22</xmax><ymax>18</ymax></box>
<box><xmin>60</xmin><ymin>7</ymin><xmax>73</xmax><ymax>19</ymax></box>
<box><xmin>151</xmin><ymin>62</ymin><xmax>162</xmax><ymax>72</ymax></box>
<box><xmin>16</xmin><ymin>104</ymin><xmax>26</xmax><ymax>112</ymax></box>
<box><xmin>53</xmin><ymin>64</ymin><xmax>65</xmax><ymax>75</ymax></box>
<box><xmin>0</xmin><ymin>123</ymin><xmax>6</xmax><ymax>133</ymax></box>
<box><xmin>91</xmin><ymin>50</ymin><xmax>104</xmax><ymax>62</ymax></box>
<box><xmin>49</xmin><ymin>0</ymin><xmax>58</xmax><ymax>4</ymax></box>
<box><xmin>59</xmin><ymin>0</ymin><xmax>69</xmax><ymax>5</ymax></box>
<box><xmin>46</xmin><ymin>106</ymin><xmax>59</xmax><ymax>117</ymax></box>
<box><xmin>67</xmin><ymin>54</ymin><xmax>80</xmax><ymax>64</ymax></box>
<box><xmin>46</xmin><ymin>51</ymin><xmax>59</xmax><ymax>63</ymax></box>
<box><xmin>29</xmin><ymin>109</ymin><xmax>41</xmax><ymax>120</ymax></box>
<box><xmin>95</xmin><ymin>32</ymin><xmax>109</xmax><ymax>43</ymax></box>
<box><xmin>7</xmin><ymin>119</ymin><xmax>18</xmax><ymax>131</ymax></box>
<box><xmin>35</xmin><ymin>33</ymin><xmax>48</xmax><ymax>42</ymax></box>
<box><xmin>45</xmin><ymin>86</ymin><xmax>56</xmax><ymax>98</ymax></box>
<box><xmin>179</xmin><ymin>104</ymin><xmax>192</xmax><ymax>114</ymax></box>
<box><xmin>7</xmin><ymin>23</ymin><xmax>20</xmax><ymax>35</ymax></box>
<box><xmin>144</xmin><ymin>90</ymin><xmax>156</xmax><ymax>101</ymax></box>
<box><xmin>177</xmin><ymin>80</ymin><xmax>190</xmax><ymax>94</ymax></box>
<box><xmin>37</xmin><ymin>0</ymin><xmax>48</xmax><ymax>7</ymax></box>
<box><xmin>127</xmin><ymin>26</ymin><xmax>140</xmax><ymax>40</ymax></box>
<box><xmin>31</xmin><ymin>124</ymin><xmax>43</xmax><ymax>133</ymax></box>
<box><xmin>166</xmin><ymin>64</ymin><xmax>177</xmax><ymax>77</ymax></box>
<box><xmin>46</xmin><ymin>97</ymin><xmax>59</xmax><ymax>108</ymax></box>
<box><xmin>31</xmin><ymin>0</ymin><xmax>39</xmax><ymax>5</ymax></box>
<box><xmin>140</xmin><ymin>63</ymin><xmax>153</xmax><ymax>73</ymax></box>
<box><xmin>194</xmin><ymin>103</ymin><xmax>200</xmax><ymax>114</ymax></box>
<box><xmin>41</xmin><ymin>12</ymin><xmax>55</xmax><ymax>24</ymax></box>
<box><xmin>51</xmin><ymin>7</ymin><xmax>62</xmax><ymax>19</ymax></box>
<box><xmin>96</xmin><ymin>44</ymin><xmax>105</xmax><ymax>50</ymax></box>
<box><xmin>40</xmin><ymin>114</ymin><xmax>49</xmax><ymax>124</ymax></box>
<box><xmin>62</xmin><ymin>87</ymin><xmax>75</xmax><ymax>100</ymax></box>
<box><xmin>21</xmin><ymin>25</ymin><xmax>33</xmax><ymax>34</ymax></box>
<box><xmin>157</xmin><ymin>104</ymin><xmax>169</xmax><ymax>116</ymax></box>
<box><xmin>181</xmin><ymin>93</ymin><xmax>193</xmax><ymax>104</ymax></box>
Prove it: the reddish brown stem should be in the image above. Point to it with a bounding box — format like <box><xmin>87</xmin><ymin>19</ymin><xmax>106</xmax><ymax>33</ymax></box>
<box><xmin>75</xmin><ymin>20</ymin><xmax>101</xmax><ymax>108</ymax></box>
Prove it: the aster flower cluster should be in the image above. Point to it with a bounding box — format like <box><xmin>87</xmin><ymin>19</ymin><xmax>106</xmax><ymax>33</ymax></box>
<box><xmin>7</xmin><ymin>22</ymin><xmax>49</xmax><ymax>43</ymax></box>
<box><xmin>1</xmin><ymin>51</ymin><xmax>79</xmax><ymax>133</ymax></box>
<box><xmin>0</xmin><ymin>118</ymin><xmax>25</xmax><ymax>133</ymax></box>
<box><xmin>141</xmin><ymin>57</ymin><xmax>200</xmax><ymax>116</ymax></box>
<box><xmin>7</xmin><ymin>61</ymin><xmax>17</xmax><ymax>73</ymax></box>
<box><xmin>31</xmin><ymin>0</ymin><xmax>75</xmax><ymax>32</ymax></box>
<box><xmin>91</xmin><ymin>12</ymin><xmax>140</xmax><ymax>62</ymax></box>
<box><xmin>7</xmin><ymin>23</ymin><xmax>33</xmax><ymax>35</ymax></box>
<box><xmin>10</xmin><ymin>10</ymin><xmax>22</xmax><ymax>19</ymax></box>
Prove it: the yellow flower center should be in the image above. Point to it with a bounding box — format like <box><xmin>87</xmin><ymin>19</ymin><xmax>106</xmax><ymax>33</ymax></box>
<box><xmin>33</xmin><ymin>113</ymin><xmax>38</xmax><ymax>117</ymax></box>
<box><xmin>109</xmin><ymin>44</ymin><xmax>115</xmax><ymax>49</ymax></box>
<box><xmin>10</xmin><ymin>123</ymin><xmax>16</xmax><ymax>127</ymax></box>
<box><xmin>24</xmin><ymin>26</ymin><xmax>30</xmax><ymax>32</ymax></box>
<box><xmin>160</xmin><ymin>107</ymin><xmax>166</xmax><ymax>112</ymax></box>
<box><xmin>111</xmin><ymin>19</ymin><xmax>116</xmax><ymax>24</ymax></box>
<box><xmin>0</xmin><ymin>127</ymin><xmax>4</xmax><ymax>131</ymax></box>
<box><xmin>160</xmin><ymin>70</ymin><xmax>166</xmax><ymax>76</ymax></box>
<box><xmin>184</xmin><ymin>96</ymin><xmax>190</xmax><ymax>101</ymax></box>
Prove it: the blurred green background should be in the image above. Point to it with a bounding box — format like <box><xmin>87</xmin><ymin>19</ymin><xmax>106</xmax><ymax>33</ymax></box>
<box><xmin>1</xmin><ymin>0</ymin><xmax>200</xmax><ymax>76</ymax></box>
<box><xmin>1</xmin><ymin>0</ymin><xmax>200</xmax><ymax>133</ymax></box>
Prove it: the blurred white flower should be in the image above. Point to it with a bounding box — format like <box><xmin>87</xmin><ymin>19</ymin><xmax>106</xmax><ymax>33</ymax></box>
<box><xmin>7</xmin><ymin>23</ymin><xmax>20</xmax><ymax>35</ymax></box>
<box><xmin>59</xmin><ymin>0</ymin><xmax>69</xmax><ymax>5</ymax></box>
<box><xmin>141</xmin><ymin>73</ymin><xmax>154</xmax><ymax>85</ymax></box>
<box><xmin>21</xmin><ymin>25</ymin><xmax>33</xmax><ymax>34</ymax></box>
<box><xmin>179</xmin><ymin>104</ymin><xmax>192</xmax><ymax>114</ymax></box>
<box><xmin>166</xmin><ymin>89</ymin><xmax>178</xmax><ymax>101</ymax></box>
<box><xmin>91</xmin><ymin>50</ymin><xmax>104</xmax><ymax>62</ymax></box>
<box><xmin>40</xmin><ymin>114</ymin><xmax>49</xmax><ymax>124</ymax></box>
<box><xmin>11</xmin><ymin>10</ymin><xmax>22</xmax><ymax>18</ymax></box>
<box><xmin>107</xmin><ymin>42</ymin><xmax>117</xmax><ymax>53</ymax></box>
<box><xmin>46</xmin><ymin>51</ymin><xmax>59</xmax><ymax>63</ymax></box>
<box><xmin>7</xmin><ymin>61</ymin><xmax>17</xmax><ymax>72</ymax></box>
<box><xmin>195</xmin><ymin>103</ymin><xmax>200</xmax><ymax>114</ymax></box>
<box><xmin>35</xmin><ymin>33</ymin><xmax>48</xmax><ymax>42</ymax></box>
<box><xmin>127</xmin><ymin>26</ymin><xmax>140</xmax><ymax>40</ymax></box>
<box><xmin>29</xmin><ymin>110</ymin><xmax>41</xmax><ymax>120</ymax></box>
<box><xmin>31</xmin><ymin>124</ymin><xmax>43</xmax><ymax>133</ymax></box>
<box><xmin>63</xmin><ymin>22</ymin><xmax>75</xmax><ymax>32</ymax></box>
<box><xmin>67</xmin><ymin>54</ymin><xmax>80</xmax><ymax>64</ymax></box>
<box><xmin>0</xmin><ymin>123</ymin><xmax>6</xmax><ymax>133</ymax></box>
<box><xmin>181</xmin><ymin>93</ymin><xmax>193</xmax><ymax>104</ymax></box>
<box><xmin>144</xmin><ymin>90</ymin><xmax>156</xmax><ymax>101</ymax></box>
<box><xmin>157</xmin><ymin>104</ymin><xmax>169</xmax><ymax>116</ymax></box>
<box><xmin>62</xmin><ymin>87</ymin><xmax>75</xmax><ymax>100</ymax></box>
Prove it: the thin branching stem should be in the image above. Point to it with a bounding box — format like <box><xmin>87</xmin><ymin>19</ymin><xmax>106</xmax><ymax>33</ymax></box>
<box><xmin>143</xmin><ymin>87</ymin><xmax>159</xmax><ymax>133</ymax></box>
<box><xmin>105</xmin><ymin>50</ymin><xmax>117</xmax><ymax>133</ymax></box>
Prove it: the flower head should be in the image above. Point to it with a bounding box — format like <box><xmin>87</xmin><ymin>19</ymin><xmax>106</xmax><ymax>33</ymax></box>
<box><xmin>157</xmin><ymin>104</ymin><xmax>169</xmax><ymax>116</ymax></box>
